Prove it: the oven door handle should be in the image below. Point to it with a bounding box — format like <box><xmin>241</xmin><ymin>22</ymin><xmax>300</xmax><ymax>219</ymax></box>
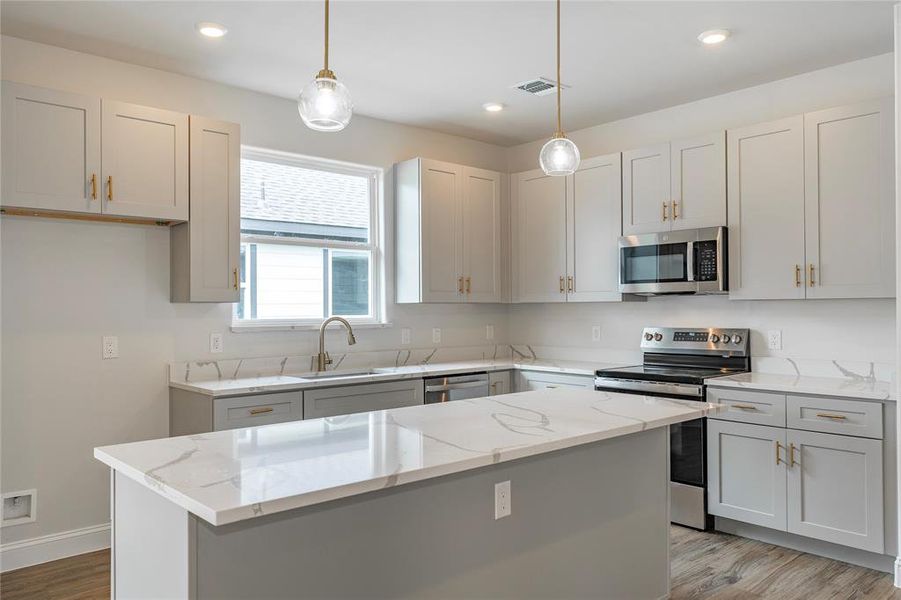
<box><xmin>687</xmin><ymin>240</ymin><xmax>695</xmax><ymax>282</ymax></box>
<box><xmin>594</xmin><ymin>377</ymin><xmax>704</xmax><ymax>398</ymax></box>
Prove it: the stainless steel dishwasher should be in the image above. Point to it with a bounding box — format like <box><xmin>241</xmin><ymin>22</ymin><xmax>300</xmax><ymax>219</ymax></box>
<box><xmin>423</xmin><ymin>372</ymin><xmax>490</xmax><ymax>404</ymax></box>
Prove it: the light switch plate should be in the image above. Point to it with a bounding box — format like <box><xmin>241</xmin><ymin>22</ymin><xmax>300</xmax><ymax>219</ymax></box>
<box><xmin>401</xmin><ymin>328</ymin><xmax>411</xmax><ymax>345</ymax></box>
<box><xmin>767</xmin><ymin>330</ymin><xmax>782</xmax><ymax>350</ymax></box>
<box><xmin>210</xmin><ymin>332</ymin><xmax>223</xmax><ymax>354</ymax></box>
<box><xmin>432</xmin><ymin>328</ymin><xmax>441</xmax><ymax>344</ymax></box>
<box><xmin>102</xmin><ymin>336</ymin><xmax>119</xmax><ymax>360</ymax></box>
<box><xmin>494</xmin><ymin>480</ymin><xmax>511</xmax><ymax>520</ymax></box>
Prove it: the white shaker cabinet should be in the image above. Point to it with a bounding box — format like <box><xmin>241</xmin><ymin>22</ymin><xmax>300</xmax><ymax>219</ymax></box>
<box><xmin>488</xmin><ymin>370</ymin><xmax>512</xmax><ymax>396</ymax></box>
<box><xmin>707</xmin><ymin>420</ymin><xmax>788</xmax><ymax>530</ymax></box>
<box><xmin>170</xmin><ymin>117</ymin><xmax>241</xmax><ymax>302</ymax></box>
<box><xmin>512</xmin><ymin>154</ymin><xmax>622</xmax><ymax>303</ymax></box>
<box><xmin>786</xmin><ymin>429</ymin><xmax>884</xmax><ymax>553</ymax></box>
<box><xmin>803</xmin><ymin>98</ymin><xmax>894</xmax><ymax>299</ymax></box>
<box><xmin>101</xmin><ymin>100</ymin><xmax>189</xmax><ymax>221</ymax></box>
<box><xmin>727</xmin><ymin>116</ymin><xmax>806</xmax><ymax>300</ymax></box>
<box><xmin>622</xmin><ymin>143</ymin><xmax>671</xmax><ymax>235</ymax></box>
<box><xmin>1</xmin><ymin>81</ymin><xmax>101</xmax><ymax>214</ymax></box>
<box><xmin>395</xmin><ymin>158</ymin><xmax>502</xmax><ymax>303</ymax></box>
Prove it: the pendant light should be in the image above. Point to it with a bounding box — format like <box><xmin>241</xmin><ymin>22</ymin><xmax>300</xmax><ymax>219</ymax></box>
<box><xmin>298</xmin><ymin>0</ymin><xmax>353</xmax><ymax>132</ymax></box>
<box><xmin>539</xmin><ymin>0</ymin><xmax>580</xmax><ymax>176</ymax></box>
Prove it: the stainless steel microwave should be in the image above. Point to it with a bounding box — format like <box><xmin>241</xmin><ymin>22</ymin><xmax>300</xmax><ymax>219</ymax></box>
<box><xmin>618</xmin><ymin>226</ymin><xmax>727</xmax><ymax>295</ymax></box>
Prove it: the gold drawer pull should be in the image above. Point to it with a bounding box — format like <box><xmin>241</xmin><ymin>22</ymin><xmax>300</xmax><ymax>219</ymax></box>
<box><xmin>672</xmin><ymin>200</ymin><xmax>679</xmax><ymax>219</ymax></box>
<box><xmin>816</xmin><ymin>413</ymin><xmax>847</xmax><ymax>421</ymax></box>
<box><xmin>546</xmin><ymin>385</ymin><xmax>558</xmax><ymax>389</ymax></box>
<box><xmin>789</xmin><ymin>442</ymin><xmax>799</xmax><ymax>467</ymax></box>
<box><xmin>775</xmin><ymin>441</ymin><xmax>785</xmax><ymax>465</ymax></box>
<box><xmin>465</xmin><ymin>276</ymin><xmax>471</xmax><ymax>294</ymax></box>
<box><xmin>249</xmin><ymin>407</ymin><xmax>274</xmax><ymax>415</ymax></box>
<box><xmin>458</xmin><ymin>276</ymin><xmax>464</xmax><ymax>294</ymax></box>
<box><xmin>559</xmin><ymin>276</ymin><xmax>565</xmax><ymax>293</ymax></box>
<box><xmin>732</xmin><ymin>403</ymin><xmax>758</xmax><ymax>411</ymax></box>
<box><xmin>91</xmin><ymin>174</ymin><xmax>97</xmax><ymax>199</ymax></box>
<box><xmin>795</xmin><ymin>264</ymin><xmax>801</xmax><ymax>287</ymax></box>
<box><xmin>107</xmin><ymin>175</ymin><xmax>113</xmax><ymax>201</ymax></box>
<box><xmin>567</xmin><ymin>275</ymin><xmax>574</xmax><ymax>292</ymax></box>
<box><xmin>808</xmin><ymin>264</ymin><xmax>816</xmax><ymax>287</ymax></box>
<box><xmin>233</xmin><ymin>268</ymin><xmax>239</xmax><ymax>290</ymax></box>
<box><xmin>662</xmin><ymin>201</ymin><xmax>668</xmax><ymax>221</ymax></box>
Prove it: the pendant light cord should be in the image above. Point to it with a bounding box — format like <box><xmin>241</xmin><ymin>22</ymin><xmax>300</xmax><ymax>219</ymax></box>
<box><xmin>324</xmin><ymin>0</ymin><xmax>330</xmax><ymax>72</ymax></box>
<box><xmin>556</xmin><ymin>0</ymin><xmax>562</xmax><ymax>135</ymax></box>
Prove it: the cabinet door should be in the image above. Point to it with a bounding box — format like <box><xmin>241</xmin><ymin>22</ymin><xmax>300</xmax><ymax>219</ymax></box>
<box><xmin>804</xmin><ymin>98</ymin><xmax>894</xmax><ymax>299</ymax></box>
<box><xmin>420</xmin><ymin>159</ymin><xmax>464</xmax><ymax>303</ymax></box>
<box><xmin>1</xmin><ymin>82</ymin><xmax>101</xmax><ymax>213</ymax></box>
<box><xmin>512</xmin><ymin>169</ymin><xmax>567</xmax><ymax>303</ymax></box>
<box><xmin>786</xmin><ymin>429</ymin><xmax>883</xmax><ymax>553</ymax></box>
<box><xmin>670</xmin><ymin>132</ymin><xmax>726</xmax><ymax>231</ymax></box>
<box><xmin>462</xmin><ymin>167</ymin><xmax>502</xmax><ymax>303</ymax></box>
<box><xmin>171</xmin><ymin>117</ymin><xmax>241</xmax><ymax>302</ymax></box>
<box><xmin>727</xmin><ymin>116</ymin><xmax>805</xmax><ymax>299</ymax></box>
<box><xmin>303</xmin><ymin>379</ymin><xmax>424</xmax><ymax>419</ymax></box>
<box><xmin>566</xmin><ymin>153</ymin><xmax>622</xmax><ymax>302</ymax></box>
<box><xmin>488</xmin><ymin>371</ymin><xmax>512</xmax><ymax>395</ymax></box>
<box><xmin>101</xmin><ymin>100</ymin><xmax>188</xmax><ymax>220</ymax></box>
<box><xmin>622</xmin><ymin>143</ymin><xmax>671</xmax><ymax>234</ymax></box>
<box><xmin>707</xmin><ymin>420</ymin><xmax>787</xmax><ymax>530</ymax></box>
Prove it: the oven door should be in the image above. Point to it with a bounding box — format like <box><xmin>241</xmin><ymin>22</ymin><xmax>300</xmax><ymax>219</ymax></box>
<box><xmin>619</xmin><ymin>233</ymin><xmax>696</xmax><ymax>294</ymax></box>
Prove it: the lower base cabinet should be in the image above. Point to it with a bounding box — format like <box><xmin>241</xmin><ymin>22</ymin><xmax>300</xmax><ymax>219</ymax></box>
<box><xmin>303</xmin><ymin>379</ymin><xmax>423</xmax><ymax>419</ymax></box>
<box><xmin>488</xmin><ymin>370</ymin><xmax>511</xmax><ymax>395</ymax></box>
<box><xmin>515</xmin><ymin>370</ymin><xmax>595</xmax><ymax>392</ymax></box>
<box><xmin>169</xmin><ymin>389</ymin><xmax>304</xmax><ymax>435</ymax></box>
<box><xmin>708</xmin><ymin>419</ymin><xmax>884</xmax><ymax>553</ymax></box>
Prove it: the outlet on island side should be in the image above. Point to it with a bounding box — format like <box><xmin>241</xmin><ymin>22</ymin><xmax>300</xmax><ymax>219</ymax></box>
<box><xmin>102</xmin><ymin>336</ymin><xmax>119</xmax><ymax>360</ymax></box>
<box><xmin>592</xmin><ymin>325</ymin><xmax>601</xmax><ymax>342</ymax></box>
<box><xmin>494</xmin><ymin>480</ymin><xmax>511</xmax><ymax>520</ymax></box>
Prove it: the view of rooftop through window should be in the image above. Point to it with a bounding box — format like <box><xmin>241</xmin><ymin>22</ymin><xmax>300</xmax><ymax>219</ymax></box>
<box><xmin>235</xmin><ymin>152</ymin><xmax>379</xmax><ymax>323</ymax></box>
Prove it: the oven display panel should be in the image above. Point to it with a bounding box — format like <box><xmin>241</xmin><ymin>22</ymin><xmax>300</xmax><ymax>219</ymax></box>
<box><xmin>673</xmin><ymin>331</ymin><xmax>709</xmax><ymax>342</ymax></box>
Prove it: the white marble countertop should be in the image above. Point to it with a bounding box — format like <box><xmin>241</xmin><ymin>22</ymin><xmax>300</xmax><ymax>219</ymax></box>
<box><xmin>95</xmin><ymin>389</ymin><xmax>718</xmax><ymax>526</ymax></box>
<box><xmin>707</xmin><ymin>372</ymin><xmax>894</xmax><ymax>402</ymax></box>
<box><xmin>169</xmin><ymin>358</ymin><xmax>612</xmax><ymax>397</ymax></box>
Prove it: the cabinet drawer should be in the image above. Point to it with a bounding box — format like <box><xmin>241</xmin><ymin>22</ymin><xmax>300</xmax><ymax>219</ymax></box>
<box><xmin>516</xmin><ymin>370</ymin><xmax>594</xmax><ymax>392</ymax></box>
<box><xmin>786</xmin><ymin>395</ymin><xmax>883</xmax><ymax>439</ymax></box>
<box><xmin>304</xmin><ymin>379</ymin><xmax>423</xmax><ymax>420</ymax></box>
<box><xmin>707</xmin><ymin>387</ymin><xmax>786</xmax><ymax>426</ymax></box>
<box><xmin>213</xmin><ymin>391</ymin><xmax>303</xmax><ymax>431</ymax></box>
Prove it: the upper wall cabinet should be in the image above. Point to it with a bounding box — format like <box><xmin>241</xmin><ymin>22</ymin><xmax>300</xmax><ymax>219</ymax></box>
<box><xmin>1</xmin><ymin>81</ymin><xmax>188</xmax><ymax>222</ymax></box>
<box><xmin>1</xmin><ymin>82</ymin><xmax>101</xmax><ymax>214</ymax></box>
<box><xmin>728</xmin><ymin>99</ymin><xmax>894</xmax><ymax>300</ymax></box>
<box><xmin>395</xmin><ymin>158</ymin><xmax>502</xmax><ymax>304</ymax></box>
<box><xmin>512</xmin><ymin>153</ymin><xmax>622</xmax><ymax>303</ymax></box>
<box><xmin>170</xmin><ymin>117</ymin><xmax>241</xmax><ymax>303</ymax></box>
<box><xmin>622</xmin><ymin>132</ymin><xmax>725</xmax><ymax>235</ymax></box>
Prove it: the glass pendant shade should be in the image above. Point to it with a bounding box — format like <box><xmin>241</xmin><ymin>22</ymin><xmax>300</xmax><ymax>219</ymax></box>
<box><xmin>539</xmin><ymin>136</ymin><xmax>581</xmax><ymax>176</ymax></box>
<box><xmin>297</xmin><ymin>75</ymin><xmax>353</xmax><ymax>132</ymax></box>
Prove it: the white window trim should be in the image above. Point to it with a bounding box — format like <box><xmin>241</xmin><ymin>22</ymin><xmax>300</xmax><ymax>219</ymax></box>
<box><xmin>233</xmin><ymin>146</ymin><xmax>386</xmax><ymax>331</ymax></box>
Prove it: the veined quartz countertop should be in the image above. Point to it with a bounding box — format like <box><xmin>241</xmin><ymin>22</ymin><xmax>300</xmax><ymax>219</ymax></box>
<box><xmin>95</xmin><ymin>388</ymin><xmax>718</xmax><ymax>526</ymax></box>
<box><xmin>707</xmin><ymin>372</ymin><xmax>894</xmax><ymax>402</ymax></box>
<box><xmin>169</xmin><ymin>358</ymin><xmax>613</xmax><ymax>397</ymax></box>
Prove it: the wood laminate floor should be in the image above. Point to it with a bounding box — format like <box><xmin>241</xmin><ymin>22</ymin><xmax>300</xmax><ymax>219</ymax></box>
<box><xmin>1</xmin><ymin>527</ymin><xmax>899</xmax><ymax>599</ymax></box>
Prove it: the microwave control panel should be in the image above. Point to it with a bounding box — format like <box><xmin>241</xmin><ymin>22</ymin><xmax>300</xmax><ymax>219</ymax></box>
<box><xmin>694</xmin><ymin>241</ymin><xmax>719</xmax><ymax>282</ymax></box>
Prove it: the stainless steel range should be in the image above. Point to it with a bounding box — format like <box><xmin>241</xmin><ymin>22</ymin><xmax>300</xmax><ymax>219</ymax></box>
<box><xmin>595</xmin><ymin>327</ymin><xmax>751</xmax><ymax>530</ymax></box>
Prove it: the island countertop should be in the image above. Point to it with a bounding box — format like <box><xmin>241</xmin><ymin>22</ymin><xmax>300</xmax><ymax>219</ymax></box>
<box><xmin>95</xmin><ymin>389</ymin><xmax>719</xmax><ymax>526</ymax></box>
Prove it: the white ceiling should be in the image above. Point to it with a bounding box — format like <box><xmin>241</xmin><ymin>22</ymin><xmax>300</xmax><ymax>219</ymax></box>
<box><xmin>0</xmin><ymin>1</ymin><xmax>894</xmax><ymax>146</ymax></box>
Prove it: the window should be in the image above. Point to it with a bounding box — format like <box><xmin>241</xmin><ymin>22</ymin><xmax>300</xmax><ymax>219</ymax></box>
<box><xmin>234</xmin><ymin>147</ymin><xmax>383</xmax><ymax>327</ymax></box>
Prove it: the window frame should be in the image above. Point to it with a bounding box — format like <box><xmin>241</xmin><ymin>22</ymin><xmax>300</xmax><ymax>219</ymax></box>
<box><xmin>231</xmin><ymin>146</ymin><xmax>386</xmax><ymax>331</ymax></box>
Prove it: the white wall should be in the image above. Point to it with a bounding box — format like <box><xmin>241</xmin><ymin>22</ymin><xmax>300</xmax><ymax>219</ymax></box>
<box><xmin>0</xmin><ymin>35</ymin><xmax>510</xmax><ymax>547</ymax></box>
<box><xmin>508</xmin><ymin>52</ymin><xmax>896</xmax><ymax>378</ymax></box>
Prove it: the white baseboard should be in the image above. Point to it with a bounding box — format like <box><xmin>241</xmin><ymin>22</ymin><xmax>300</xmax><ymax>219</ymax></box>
<box><xmin>0</xmin><ymin>523</ymin><xmax>110</xmax><ymax>572</ymax></box>
<box><xmin>894</xmin><ymin>557</ymin><xmax>901</xmax><ymax>588</ymax></box>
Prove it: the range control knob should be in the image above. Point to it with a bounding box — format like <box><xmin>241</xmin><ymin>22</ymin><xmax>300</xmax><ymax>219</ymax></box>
<box><xmin>710</xmin><ymin>334</ymin><xmax>721</xmax><ymax>343</ymax></box>
<box><xmin>644</xmin><ymin>332</ymin><xmax>654</xmax><ymax>341</ymax></box>
<box><xmin>732</xmin><ymin>334</ymin><xmax>743</xmax><ymax>344</ymax></box>
<box><xmin>722</xmin><ymin>334</ymin><xmax>732</xmax><ymax>344</ymax></box>
<box><xmin>653</xmin><ymin>332</ymin><xmax>663</xmax><ymax>342</ymax></box>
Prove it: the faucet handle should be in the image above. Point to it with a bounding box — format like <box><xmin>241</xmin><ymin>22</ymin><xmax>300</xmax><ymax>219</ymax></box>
<box><xmin>323</xmin><ymin>351</ymin><xmax>332</xmax><ymax>365</ymax></box>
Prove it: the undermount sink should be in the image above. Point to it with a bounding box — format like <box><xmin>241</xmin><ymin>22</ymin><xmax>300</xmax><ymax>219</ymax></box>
<box><xmin>300</xmin><ymin>369</ymin><xmax>389</xmax><ymax>380</ymax></box>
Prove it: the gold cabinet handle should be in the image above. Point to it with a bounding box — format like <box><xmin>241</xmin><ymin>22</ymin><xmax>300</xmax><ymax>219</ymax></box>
<box><xmin>233</xmin><ymin>268</ymin><xmax>239</xmax><ymax>290</ymax></box>
<box><xmin>107</xmin><ymin>175</ymin><xmax>113</xmax><ymax>201</ymax></box>
<box><xmin>808</xmin><ymin>264</ymin><xmax>816</xmax><ymax>287</ymax></box>
<box><xmin>775</xmin><ymin>441</ymin><xmax>785</xmax><ymax>465</ymax></box>
<box><xmin>567</xmin><ymin>275</ymin><xmax>574</xmax><ymax>292</ymax></box>
<box><xmin>559</xmin><ymin>275</ymin><xmax>565</xmax><ymax>293</ymax></box>
<box><xmin>789</xmin><ymin>442</ymin><xmax>799</xmax><ymax>467</ymax></box>
<box><xmin>458</xmin><ymin>276</ymin><xmax>464</xmax><ymax>294</ymax></box>
<box><xmin>465</xmin><ymin>276</ymin><xmax>471</xmax><ymax>294</ymax></box>
<box><xmin>795</xmin><ymin>264</ymin><xmax>801</xmax><ymax>287</ymax></box>
<box><xmin>816</xmin><ymin>413</ymin><xmax>847</xmax><ymax>421</ymax></box>
<box><xmin>662</xmin><ymin>201</ymin><xmax>668</xmax><ymax>221</ymax></box>
<box><xmin>732</xmin><ymin>403</ymin><xmax>758</xmax><ymax>411</ymax></box>
<box><xmin>249</xmin><ymin>407</ymin><xmax>274</xmax><ymax>415</ymax></box>
<box><xmin>672</xmin><ymin>200</ymin><xmax>679</xmax><ymax>220</ymax></box>
<box><xmin>90</xmin><ymin>174</ymin><xmax>97</xmax><ymax>200</ymax></box>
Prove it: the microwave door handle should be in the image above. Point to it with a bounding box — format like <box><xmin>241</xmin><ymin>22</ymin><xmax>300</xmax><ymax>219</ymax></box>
<box><xmin>687</xmin><ymin>241</ymin><xmax>695</xmax><ymax>282</ymax></box>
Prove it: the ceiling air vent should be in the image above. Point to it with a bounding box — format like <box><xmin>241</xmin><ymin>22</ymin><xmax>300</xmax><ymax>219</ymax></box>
<box><xmin>512</xmin><ymin>77</ymin><xmax>566</xmax><ymax>97</ymax></box>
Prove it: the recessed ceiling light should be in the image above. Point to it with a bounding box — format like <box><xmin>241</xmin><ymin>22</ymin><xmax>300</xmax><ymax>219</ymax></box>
<box><xmin>196</xmin><ymin>22</ymin><xmax>228</xmax><ymax>38</ymax></box>
<box><xmin>483</xmin><ymin>102</ymin><xmax>505</xmax><ymax>113</ymax></box>
<box><xmin>698</xmin><ymin>29</ymin><xmax>730</xmax><ymax>45</ymax></box>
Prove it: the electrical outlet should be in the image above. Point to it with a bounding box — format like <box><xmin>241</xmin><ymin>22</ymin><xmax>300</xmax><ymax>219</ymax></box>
<box><xmin>401</xmin><ymin>328</ymin><xmax>411</xmax><ymax>345</ymax></box>
<box><xmin>2</xmin><ymin>489</ymin><xmax>36</xmax><ymax>526</ymax></box>
<box><xmin>486</xmin><ymin>325</ymin><xmax>495</xmax><ymax>341</ymax></box>
<box><xmin>494</xmin><ymin>480</ymin><xmax>511</xmax><ymax>520</ymax></box>
<box><xmin>101</xmin><ymin>336</ymin><xmax>119</xmax><ymax>359</ymax></box>
<box><xmin>432</xmin><ymin>328</ymin><xmax>441</xmax><ymax>344</ymax></box>
<box><xmin>210</xmin><ymin>332</ymin><xmax>223</xmax><ymax>354</ymax></box>
<box><xmin>767</xmin><ymin>330</ymin><xmax>783</xmax><ymax>350</ymax></box>
<box><xmin>592</xmin><ymin>325</ymin><xmax>601</xmax><ymax>342</ymax></box>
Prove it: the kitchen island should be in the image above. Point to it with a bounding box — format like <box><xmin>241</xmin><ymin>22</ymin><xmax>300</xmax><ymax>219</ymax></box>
<box><xmin>95</xmin><ymin>388</ymin><xmax>718</xmax><ymax>599</ymax></box>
